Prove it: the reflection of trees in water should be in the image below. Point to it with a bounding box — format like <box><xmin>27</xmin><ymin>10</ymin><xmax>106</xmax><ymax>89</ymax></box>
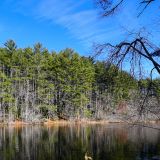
<box><xmin>0</xmin><ymin>125</ymin><xmax>160</xmax><ymax>160</ymax></box>
<box><xmin>94</xmin><ymin>125</ymin><xmax>160</xmax><ymax>159</ymax></box>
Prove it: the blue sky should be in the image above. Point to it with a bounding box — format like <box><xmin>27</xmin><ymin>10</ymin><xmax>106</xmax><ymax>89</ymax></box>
<box><xmin>0</xmin><ymin>0</ymin><xmax>160</xmax><ymax>58</ymax></box>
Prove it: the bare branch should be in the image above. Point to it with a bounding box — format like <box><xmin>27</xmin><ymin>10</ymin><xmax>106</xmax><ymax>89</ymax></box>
<box><xmin>94</xmin><ymin>37</ymin><xmax>160</xmax><ymax>76</ymax></box>
<box><xmin>138</xmin><ymin>0</ymin><xmax>155</xmax><ymax>16</ymax></box>
<box><xmin>95</xmin><ymin>0</ymin><xmax>124</xmax><ymax>16</ymax></box>
<box><xmin>95</xmin><ymin>0</ymin><xmax>157</xmax><ymax>17</ymax></box>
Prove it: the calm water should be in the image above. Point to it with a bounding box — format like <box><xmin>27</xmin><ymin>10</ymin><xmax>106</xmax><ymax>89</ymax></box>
<box><xmin>0</xmin><ymin>124</ymin><xmax>160</xmax><ymax>160</ymax></box>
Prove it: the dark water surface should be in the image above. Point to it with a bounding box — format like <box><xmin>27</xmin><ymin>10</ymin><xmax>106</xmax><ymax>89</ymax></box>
<box><xmin>0</xmin><ymin>124</ymin><xmax>160</xmax><ymax>160</ymax></box>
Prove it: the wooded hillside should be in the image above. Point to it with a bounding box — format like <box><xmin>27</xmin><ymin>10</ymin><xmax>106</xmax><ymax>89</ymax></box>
<box><xmin>0</xmin><ymin>40</ymin><xmax>159</xmax><ymax>122</ymax></box>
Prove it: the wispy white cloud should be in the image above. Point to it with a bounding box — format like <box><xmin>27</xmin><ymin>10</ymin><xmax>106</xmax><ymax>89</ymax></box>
<box><xmin>4</xmin><ymin>0</ymin><xmax>146</xmax><ymax>49</ymax></box>
<box><xmin>34</xmin><ymin>0</ymin><xmax>126</xmax><ymax>47</ymax></box>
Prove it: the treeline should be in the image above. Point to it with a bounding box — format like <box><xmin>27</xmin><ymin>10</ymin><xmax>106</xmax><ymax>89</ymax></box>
<box><xmin>0</xmin><ymin>40</ymin><xmax>159</xmax><ymax>122</ymax></box>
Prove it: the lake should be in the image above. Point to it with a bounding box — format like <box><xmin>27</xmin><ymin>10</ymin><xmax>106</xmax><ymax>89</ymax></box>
<box><xmin>0</xmin><ymin>124</ymin><xmax>160</xmax><ymax>160</ymax></box>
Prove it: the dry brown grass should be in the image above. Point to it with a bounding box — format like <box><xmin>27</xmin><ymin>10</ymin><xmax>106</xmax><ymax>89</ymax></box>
<box><xmin>0</xmin><ymin>119</ymin><xmax>159</xmax><ymax>127</ymax></box>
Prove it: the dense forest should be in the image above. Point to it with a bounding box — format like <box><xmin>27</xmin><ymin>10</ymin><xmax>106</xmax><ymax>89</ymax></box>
<box><xmin>0</xmin><ymin>40</ymin><xmax>160</xmax><ymax>123</ymax></box>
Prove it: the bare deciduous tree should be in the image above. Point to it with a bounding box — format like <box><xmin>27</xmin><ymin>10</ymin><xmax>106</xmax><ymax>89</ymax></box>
<box><xmin>94</xmin><ymin>0</ymin><xmax>160</xmax><ymax>77</ymax></box>
<box><xmin>95</xmin><ymin>37</ymin><xmax>160</xmax><ymax>76</ymax></box>
<box><xmin>94</xmin><ymin>0</ymin><xmax>160</xmax><ymax>124</ymax></box>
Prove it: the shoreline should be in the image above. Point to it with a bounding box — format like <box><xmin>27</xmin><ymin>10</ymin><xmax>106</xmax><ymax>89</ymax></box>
<box><xmin>0</xmin><ymin>119</ymin><xmax>160</xmax><ymax>127</ymax></box>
